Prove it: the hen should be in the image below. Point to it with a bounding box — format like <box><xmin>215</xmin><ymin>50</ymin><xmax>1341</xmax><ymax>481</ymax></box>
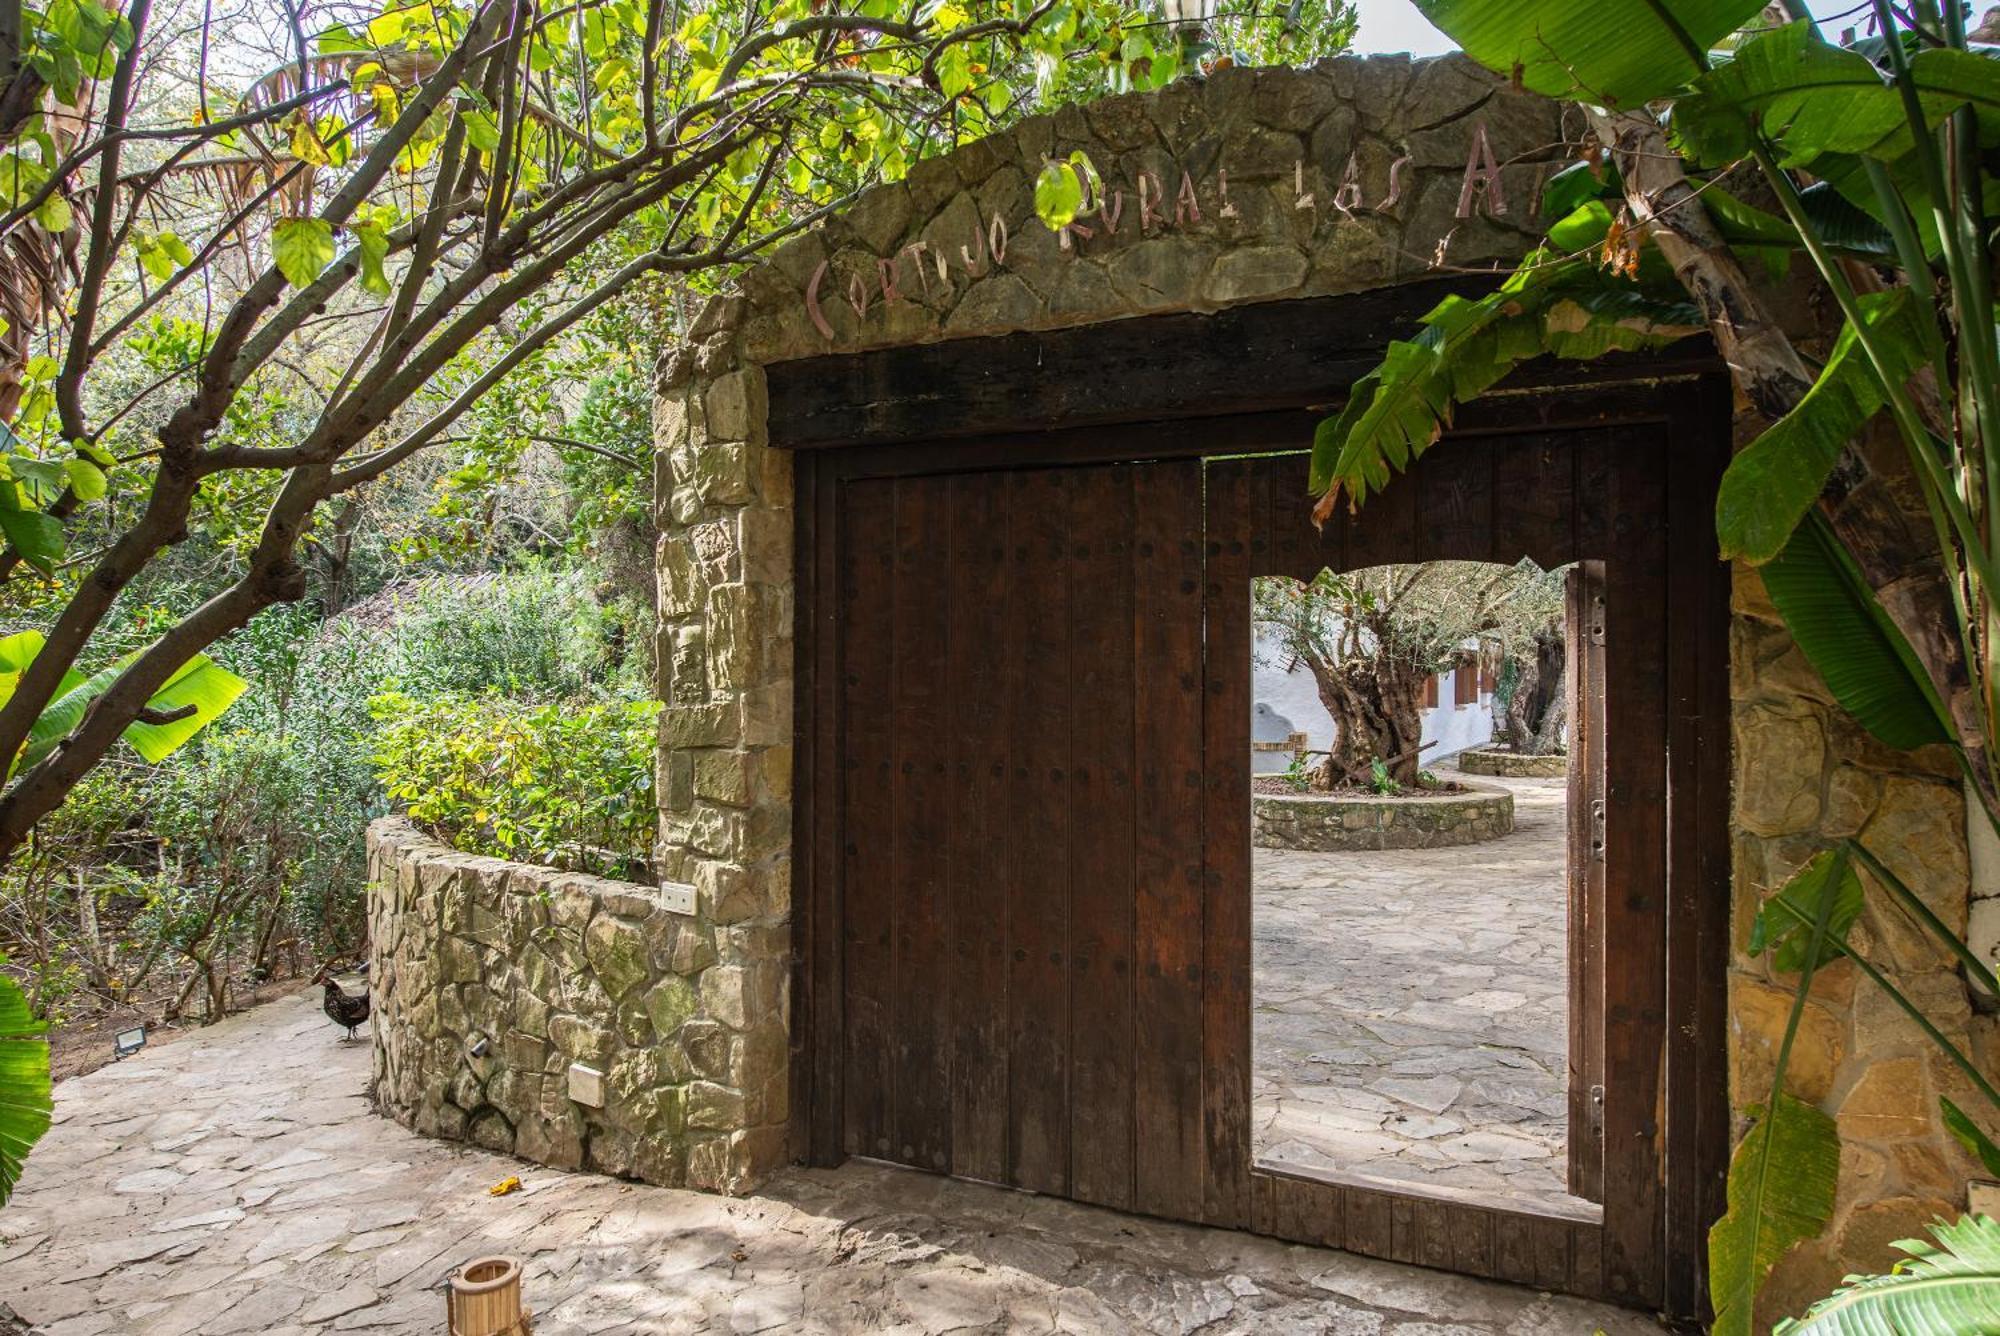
<box><xmin>318</xmin><ymin>970</ymin><xmax>371</xmax><ymax>1041</ymax></box>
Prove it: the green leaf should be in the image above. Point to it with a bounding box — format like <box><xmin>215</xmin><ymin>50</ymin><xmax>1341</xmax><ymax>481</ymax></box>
<box><xmin>1676</xmin><ymin>22</ymin><xmax>2000</xmax><ymax>171</ymax></box>
<box><xmin>0</xmin><ymin>629</ymin><xmax>45</xmax><ymax>681</ymax></box>
<box><xmin>0</xmin><ymin>973</ymin><xmax>50</xmax><ymax>1207</ymax></box>
<box><xmin>1311</xmin><ymin>255</ymin><xmax>1703</xmax><ymax>508</ymax></box>
<box><xmin>1415</xmin><ymin>0</ymin><xmax>1769</xmax><ymax>106</ymax></box>
<box><xmin>1547</xmin><ymin>200</ymin><xmax>1614</xmax><ymax>252</ymax></box>
<box><xmin>1749</xmin><ymin>848</ymin><xmax>1864</xmax><ymax>973</ymax></box>
<box><xmin>63</xmin><ymin>456</ymin><xmax>105</xmax><ymax>501</ymax></box>
<box><xmin>1940</xmin><ymin>1097</ymin><xmax>2000</xmax><ymax>1180</ymax></box>
<box><xmin>272</xmin><ymin>217</ymin><xmax>335</xmax><ymax>288</ymax></box>
<box><xmin>16</xmin><ymin>648</ymin><xmax>245</xmax><ymax>776</ymax></box>
<box><xmin>1717</xmin><ymin>288</ymin><xmax>1927</xmax><ymax>564</ymax></box>
<box><xmin>1760</xmin><ymin>513</ymin><xmax>1953</xmax><ymax>752</ymax></box>
<box><xmin>33</xmin><ymin>192</ymin><xmax>70</xmax><ymax>234</ymax></box>
<box><xmin>461</xmin><ymin>107</ymin><xmax>501</xmax><ymax>154</ymax></box>
<box><xmin>1541</xmin><ymin>157</ymin><xmax>1621</xmax><ymax>217</ymax></box>
<box><xmin>121</xmin><ymin>655</ymin><xmax>248</xmax><ymax>763</ymax></box>
<box><xmin>351</xmin><ymin>223</ymin><xmax>390</xmax><ymax>296</ymax></box>
<box><xmin>1033</xmin><ymin>158</ymin><xmax>1084</xmax><ymax>228</ymax></box>
<box><xmin>1710</xmin><ymin>1092</ymin><xmax>1841</xmax><ymax>1336</ymax></box>
<box><xmin>21</xmin><ymin>658</ymin><xmax>118</xmax><ymax>774</ymax></box>
<box><xmin>1794</xmin><ymin>183</ymin><xmax>1897</xmax><ymax>260</ymax></box>
<box><xmin>0</xmin><ymin>507</ymin><xmax>62</xmax><ymax>573</ymax></box>
<box><xmin>1676</xmin><ymin>22</ymin><xmax>1904</xmax><ymax>167</ymax></box>
<box><xmin>1772</xmin><ymin>1212</ymin><xmax>2000</xmax><ymax>1334</ymax></box>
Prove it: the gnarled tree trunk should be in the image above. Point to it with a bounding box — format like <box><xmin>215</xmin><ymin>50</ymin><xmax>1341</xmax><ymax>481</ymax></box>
<box><xmin>1501</xmin><ymin>629</ymin><xmax>1566</xmax><ymax>754</ymax></box>
<box><xmin>1305</xmin><ymin>652</ymin><xmax>1428</xmax><ymax>788</ymax></box>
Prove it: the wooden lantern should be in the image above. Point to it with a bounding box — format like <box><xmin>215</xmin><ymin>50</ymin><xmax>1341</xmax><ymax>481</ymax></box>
<box><xmin>447</xmin><ymin>1255</ymin><xmax>531</xmax><ymax>1336</ymax></box>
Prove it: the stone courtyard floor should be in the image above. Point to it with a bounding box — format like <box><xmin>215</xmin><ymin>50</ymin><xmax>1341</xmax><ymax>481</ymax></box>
<box><xmin>1253</xmin><ymin>770</ymin><xmax>1579</xmax><ymax>1214</ymax></box>
<box><xmin>0</xmin><ymin>986</ymin><xmax>1664</xmax><ymax>1335</ymax></box>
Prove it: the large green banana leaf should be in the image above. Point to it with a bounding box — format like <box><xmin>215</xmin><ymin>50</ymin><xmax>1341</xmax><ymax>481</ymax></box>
<box><xmin>1677</xmin><ymin>24</ymin><xmax>2000</xmax><ymax>166</ymax></box>
<box><xmin>1775</xmin><ymin>1213</ymin><xmax>2000</xmax><ymax>1333</ymax></box>
<box><xmin>1673</xmin><ymin>22</ymin><xmax>2000</xmax><ymax>251</ymax></box>
<box><xmin>1716</xmin><ymin>288</ymin><xmax>1928</xmax><ymax>565</ymax></box>
<box><xmin>1759</xmin><ymin>514</ymin><xmax>1954</xmax><ymax>753</ymax></box>
<box><xmin>1712</xmin><ymin>852</ymin><xmax>1850</xmax><ymax>1336</ymax></box>
<box><xmin>1749</xmin><ymin>847</ymin><xmax>1865</xmax><ymax>971</ymax></box>
<box><xmin>0</xmin><ymin>973</ymin><xmax>50</xmax><ymax>1206</ymax></box>
<box><xmin>1310</xmin><ymin>255</ymin><xmax>1702</xmax><ymax>507</ymax></box>
<box><xmin>0</xmin><ymin>631</ymin><xmax>248</xmax><ymax>777</ymax></box>
<box><xmin>1712</xmin><ymin>1094</ymin><xmax>1841</xmax><ymax>1336</ymax></box>
<box><xmin>1414</xmin><ymin>0</ymin><xmax>1768</xmax><ymax>106</ymax></box>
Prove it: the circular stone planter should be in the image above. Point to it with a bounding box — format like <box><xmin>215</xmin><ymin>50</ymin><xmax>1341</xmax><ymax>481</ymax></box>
<box><xmin>1252</xmin><ymin>783</ymin><xmax>1514</xmax><ymax>852</ymax></box>
<box><xmin>1455</xmin><ymin>747</ymin><xmax>1569</xmax><ymax>779</ymax></box>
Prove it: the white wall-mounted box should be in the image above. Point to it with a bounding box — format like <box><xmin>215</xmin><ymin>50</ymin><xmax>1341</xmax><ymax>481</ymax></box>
<box><xmin>567</xmin><ymin>1063</ymin><xmax>605</xmax><ymax>1108</ymax></box>
<box><xmin>658</xmin><ymin>880</ymin><xmax>695</xmax><ymax>915</ymax></box>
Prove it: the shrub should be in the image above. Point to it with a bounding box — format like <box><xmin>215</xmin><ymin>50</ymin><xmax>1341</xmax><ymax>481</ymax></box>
<box><xmin>374</xmin><ymin>565</ymin><xmax>636</xmax><ymax>700</ymax></box>
<box><xmin>371</xmin><ymin>692</ymin><xmax>660</xmax><ymax>879</ymax></box>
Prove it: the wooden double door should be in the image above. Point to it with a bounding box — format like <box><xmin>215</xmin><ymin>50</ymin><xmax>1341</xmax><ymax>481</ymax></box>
<box><xmin>797</xmin><ymin>403</ymin><xmax>1729</xmax><ymax>1318</ymax></box>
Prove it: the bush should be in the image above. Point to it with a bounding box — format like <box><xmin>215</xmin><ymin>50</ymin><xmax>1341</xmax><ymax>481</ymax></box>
<box><xmin>371</xmin><ymin>692</ymin><xmax>660</xmax><ymax>879</ymax></box>
<box><xmin>373</xmin><ymin>565</ymin><xmax>638</xmax><ymax>700</ymax></box>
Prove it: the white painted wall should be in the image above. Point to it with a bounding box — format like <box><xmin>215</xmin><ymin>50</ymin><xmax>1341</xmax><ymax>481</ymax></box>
<box><xmin>1251</xmin><ymin>628</ymin><xmax>1495</xmax><ymax>775</ymax></box>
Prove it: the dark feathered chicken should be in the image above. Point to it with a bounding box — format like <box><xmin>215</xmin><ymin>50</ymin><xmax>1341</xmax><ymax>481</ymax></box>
<box><xmin>319</xmin><ymin>972</ymin><xmax>370</xmax><ymax>1040</ymax></box>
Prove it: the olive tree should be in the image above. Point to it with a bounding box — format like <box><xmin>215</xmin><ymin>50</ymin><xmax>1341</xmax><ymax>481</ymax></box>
<box><xmin>1253</xmin><ymin>559</ymin><xmax>1563</xmax><ymax>787</ymax></box>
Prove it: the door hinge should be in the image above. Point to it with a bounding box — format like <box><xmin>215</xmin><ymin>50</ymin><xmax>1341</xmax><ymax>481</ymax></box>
<box><xmin>1588</xmin><ymin>1084</ymin><xmax>1606</xmax><ymax>1140</ymax></box>
<box><xmin>1590</xmin><ymin>798</ymin><xmax>1606</xmax><ymax>863</ymax></box>
<box><xmin>1586</xmin><ymin>593</ymin><xmax>1607</xmax><ymax>646</ymax></box>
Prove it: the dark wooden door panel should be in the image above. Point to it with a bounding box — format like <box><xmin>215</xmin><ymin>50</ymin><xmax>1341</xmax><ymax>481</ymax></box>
<box><xmin>1067</xmin><ymin>467</ymin><xmax>1138</xmax><ymax>1212</ymax></box>
<box><xmin>834</xmin><ymin>459</ymin><xmax>1207</xmax><ymax>1210</ymax></box>
<box><xmin>1136</xmin><ymin>463</ymin><xmax>1211</xmax><ymax>1222</ymax></box>
<box><xmin>944</xmin><ymin>472</ymin><xmax>1010</xmax><ymax>1183</ymax></box>
<box><xmin>809</xmin><ymin>380</ymin><xmax>1726</xmax><ymax>1321</ymax></box>
<box><xmin>1566</xmin><ymin>560</ymin><xmax>1609</xmax><ymax>1203</ymax></box>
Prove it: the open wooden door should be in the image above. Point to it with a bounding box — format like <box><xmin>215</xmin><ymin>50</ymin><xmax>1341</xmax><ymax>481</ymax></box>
<box><xmin>1566</xmin><ymin>561</ymin><xmax>1607</xmax><ymax>1201</ymax></box>
<box><xmin>796</xmin><ymin>373</ymin><xmax>1730</xmax><ymax>1321</ymax></box>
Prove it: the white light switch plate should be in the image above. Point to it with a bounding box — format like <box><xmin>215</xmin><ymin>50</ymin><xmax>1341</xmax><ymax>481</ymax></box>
<box><xmin>658</xmin><ymin>880</ymin><xmax>695</xmax><ymax>915</ymax></box>
<box><xmin>567</xmin><ymin>1063</ymin><xmax>605</xmax><ymax>1108</ymax></box>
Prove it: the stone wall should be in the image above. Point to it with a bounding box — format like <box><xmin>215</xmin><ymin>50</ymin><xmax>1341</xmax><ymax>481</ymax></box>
<box><xmin>367</xmin><ymin>819</ymin><xmax>733</xmax><ymax>1187</ymax></box>
<box><xmin>1251</xmin><ymin>785</ymin><xmax>1513</xmax><ymax>851</ymax></box>
<box><xmin>1730</xmin><ymin>570</ymin><xmax>1987</xmax><ymax>1326</ymax></box>
<box><xmin>1455</xmin><ymin>748</ymin><xmax>1568</xmax><ymax>779</ymax></box>
<box><xmin>655</xmin><ymin>52</ymin><xmax>1563</xmax><ymax>1191</ymax></box>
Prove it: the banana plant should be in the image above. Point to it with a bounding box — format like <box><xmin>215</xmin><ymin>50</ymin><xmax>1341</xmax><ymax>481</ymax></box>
<box><xmin>1317</xmin><ymin>0</ymin><xmax>2000</xmax><ymax>1327</ymax></box>
<box><xmin>1774</xmin><ymin>1213</ymin><xmax>2000</xmax><ymax>1332</ymax></box>
<box><xmin>0</xmin><ymin>966</ymin><xmax>48</xmax><ymax>1207</ymax></box>
<box><xmin>0</xmin><ymin>629</ymin><xmax>243</xmax><ymax>1204</ymax></box>
<box><xmin>0</xmin><ymin>629</ymin><xmax>246</xmax><ymax>779</ymax></box>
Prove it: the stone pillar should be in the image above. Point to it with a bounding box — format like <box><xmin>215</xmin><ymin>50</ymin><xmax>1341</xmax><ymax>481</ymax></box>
<box><xmin>652</xmin><ymin>296</ymin><xmax>794</xmax><ymax>1191</ymax></box>
<box><xmin>1730</xmin><ymin>564</ymin><xmax>1990</xmax><ymax>1326</ymax></box>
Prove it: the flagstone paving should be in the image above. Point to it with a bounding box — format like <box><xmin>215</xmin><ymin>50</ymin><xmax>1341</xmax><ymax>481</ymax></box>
<box><xmin>1253</xmin><ymin>770</ymin><xmax>1582</xmax><ymax>1214</ymax></box>
<box><xmin>0</xmin><ymin>981</ymin><xmax>1662</xmax><ymax>1335</ymax></box>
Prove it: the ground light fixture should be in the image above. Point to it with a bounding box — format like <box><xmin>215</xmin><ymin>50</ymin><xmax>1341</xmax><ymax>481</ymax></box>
<box><xmin>113</xmin><ymin>1026</ymin><xmax>146</xmax><ymax>1059</ymax></box>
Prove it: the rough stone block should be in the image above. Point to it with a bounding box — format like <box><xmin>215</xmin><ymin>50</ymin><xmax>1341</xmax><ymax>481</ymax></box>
<box><xmin>686</xmin><ymin>1080</ymin><xmax>747</xmax><ymax>1132</ymax></box>
<box><xmin>585</xmin><ymin>914</ymin><xmax>652</xmax><ymax>1001</ymax></box>
<box><xmin>549</xmin><ymin>1015</ymin><xmax>615</xmax><ymax>1065</ymax></box>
